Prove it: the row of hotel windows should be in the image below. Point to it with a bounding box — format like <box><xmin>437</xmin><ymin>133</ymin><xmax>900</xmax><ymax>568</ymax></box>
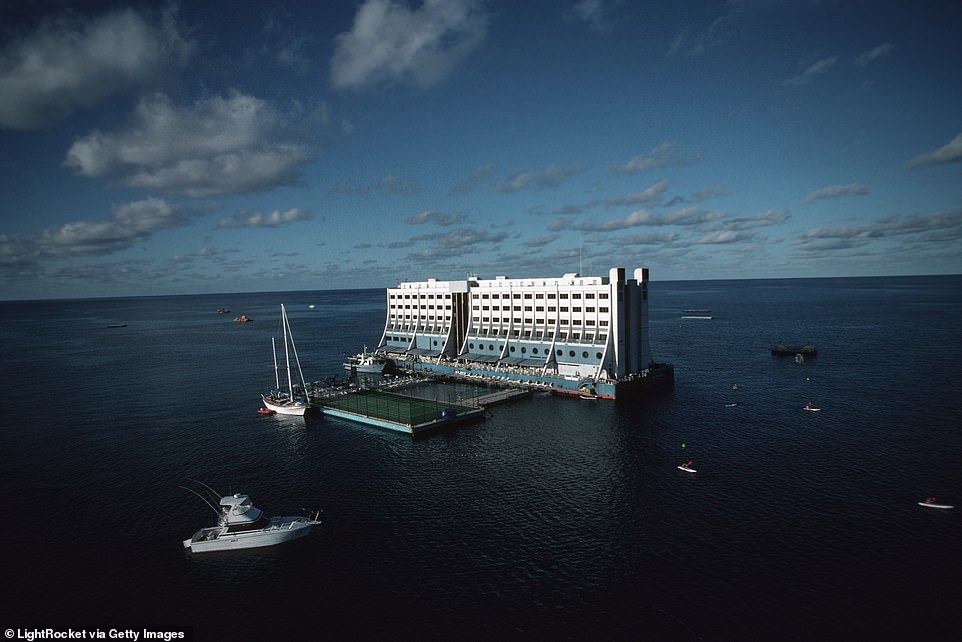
<box><xmin>384</xmin><ymin>334</ymin><xmax>604</xmax><ymax>360</ymax></box>
<box><xmin>385</xmin><ymin>331</ymin><xmax>608</xmax><ymax>342</ymax></box>
<box><xmin>473</xmin><ymin>319</ymin><xmax>608</xmax><ymax>327</ymax></box>
<box><xmin>389</xmin><ymin>314</ymin><xmax>452</xmax><ymax>320</ymax></box>
<box><xmin>466</xmin><ymin>343</ymin><xmax>605</xmax><ymax>359</ymax></box>
<box><xmin>470</xmin><ymin>330</ymin><xmax>608</xmax><ymax>341</ymax></box>
<box><xmin>472</xmin><ymin>306</ymin><xmax>609</xmax><ymax>313</ymax></box>
<box><xmin>472</xmin><ymin>292</ymin><xmax>608</xmax><ymax>300</ymax></box>
<box><xmin>390</xmin><ymin>314</ymin><xmax>607</xmax><ymax>325</ymax></box>
<box><xmin>389</xmin><ymin>291</ymin><xmax>610</xmax><ymax>301</ymax></box>
<box><xmin>389</xmin><ymin>293</ymin><xmax>453</xmax><ymax>299</ymax></box>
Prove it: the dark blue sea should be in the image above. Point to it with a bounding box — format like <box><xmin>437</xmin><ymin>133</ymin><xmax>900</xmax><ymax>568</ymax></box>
<box><xmin>3</xmin><ymin>276</ymin><xmax>961</xmax><ymax>641</ymax></box>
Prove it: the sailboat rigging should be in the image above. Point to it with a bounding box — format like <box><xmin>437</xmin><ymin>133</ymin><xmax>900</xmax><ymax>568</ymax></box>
<box><xmin>261</xmin><ymin>304</ymin><xmax>310</xmax><ymax>415</ymax></box>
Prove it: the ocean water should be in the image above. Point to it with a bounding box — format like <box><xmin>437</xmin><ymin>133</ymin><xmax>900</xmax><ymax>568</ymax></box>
<box><xmin>2</xmin><ymin>276</ymin><xmax>960</xmax><ymax>640</ymax></box>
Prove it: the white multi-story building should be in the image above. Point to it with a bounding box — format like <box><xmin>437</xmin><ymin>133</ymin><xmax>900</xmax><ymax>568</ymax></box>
<box><xmin>379</xmin><ymin>267</ymin><xmax>656</xmax><ymax>384</ymax></box>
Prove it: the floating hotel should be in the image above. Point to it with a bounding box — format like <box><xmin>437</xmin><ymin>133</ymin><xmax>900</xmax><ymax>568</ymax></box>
<box><xmin>375</xmin><ymin>267</ymin><xmax>673</xmax><ymax>399</ymax></box>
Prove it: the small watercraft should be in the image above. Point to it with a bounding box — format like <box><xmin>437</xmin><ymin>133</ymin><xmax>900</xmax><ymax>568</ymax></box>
<box><xmin>803</xmin><ymin>402</ymin><xmax>821</xmax><ymax>412</ymax></box>
<box><xmin>677</xmin><ymin>461</ymin><xmax>696</xmax><ymax>473</ymax></box>
<box><xmin>181</xmin><ymin>482</ymin><xmax>320</xmax><ymax>553</ymax></box>
<box><xmin>918</xmin><ymin>497</ymin><xmax>953</xmax><ymax>510</ymax></box>
<box><xmin>262</xmin><ymin>304</ymin><xmax>311</xmax><ymax>416</ymax></box>
<box><xmin>343</xmin><ymin>345</ymin><xmax>386</xmax><ymax>374</ymax></box>
<box><xmin>257</xmin><ymin>407</ymin><xmax>275</xmax><ymax>415</ymax></box>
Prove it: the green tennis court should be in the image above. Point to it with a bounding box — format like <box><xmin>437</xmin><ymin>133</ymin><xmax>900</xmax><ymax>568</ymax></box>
<box><xmin>320</xmin><ymin>389</ymin><xmax>476</xmax><ymax>427</ymax></box>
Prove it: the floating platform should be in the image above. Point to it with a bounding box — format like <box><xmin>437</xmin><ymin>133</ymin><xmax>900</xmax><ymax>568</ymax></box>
<box><xmin>313</xmin><ymin>388</ymin><xmax>485</xmax><ymax>435</ymax></box>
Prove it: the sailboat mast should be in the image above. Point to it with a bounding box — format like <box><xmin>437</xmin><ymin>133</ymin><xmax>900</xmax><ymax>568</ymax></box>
<box><xmin>286</xmin><ymin>317</ymin><xmax>308</xmax><ymax>393</ymax></box>
<box><xmin>272</xmin><ymin>336</ymin><xmax>280</xmax><ymax>390</ymax></box>
<box><xmin>282</xmin><ymin>304</ymin><xmax>294</xmax><ymax>395</ymax></box>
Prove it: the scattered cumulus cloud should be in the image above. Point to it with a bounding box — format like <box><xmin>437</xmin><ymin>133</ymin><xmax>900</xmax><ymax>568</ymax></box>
<box><xmin>718</xmin><ymin>209</ymin><xmax>790</xmax><ymax>231</ymax></box>
<box><xmin>605</xmin><ymin>179</ymin><xmax>671</xmax><ymax>208</ymax></box>
<box><xmin>524</xmin><ymin>234</ymin><xmax>559</xmax><ymax>248</ymax></box>
<box><xmin>406</xmin><ymin>210</ymin><xmax>468</xmax><ymax>226</ymax></box>
<box><xmin>492</xmin><ymin>164</ymin><xmax>579</xmax><ymax>193</ymax></box>
<box><xmin>217</xmin><ymin>208</ymin><xmax>312</xmax><ymax>228</ymax></box>
<box><xmin>905</xmin><ymin>133</ymin><xmax>962</xmax><ymax>169</ymax></box>
<box><xmin>570</xmin><ymin>205</ymin><xmax>727</xmax><ymax>232</ymax></box>
<box><xmin>450</xmin><ymin>164</ymin><xmax>495</xmax><ymax>196</ymax></box>
<box><xmin>612</xmin><ymin>143</ymin><xmax>699</xmax><ymax>174</ymax></box>
<box><xmin>804</xmin><ymin>183</ymin><xmax>869</xmax><ymax>203</ymax></box>
<box><xmin>37</xmin><ymin>198</ymin><xmax>186</xmax><ymax>256</ymax></box>
<box><xmin>0</xmin><ymin>6</ymin><xmax>193</xmax><ymax>130</ymax></box>
<box><xmin>610</xmin><ymin>231</ymin><xmax>679</xmax><ymax>247</ymax></box>
<box><xmin>330</xmin><ymin>0</ymin><xmax>489</xmax><ymax>90</ymax></box>
<box><xmin>794</xmin><ymin>210</ymin><xmax>962</xmax><ymax>254</ymax></box>
<box><xmin>693</xmin><ymin>230</ymin><xmax>750</xmax><ymax>245</ymax></box>
<box><xmin>63</xmin><ymin>91</ymin><xmax>312</xmax><ymax>197</ymax></box>
<box><xmin>785</xmin><ymin>56</ymin><xmax>838</xmax><ymax>86</ymax></box>
<box><xmin>378</xmin><ymin>174</ymin><xmax>417</xmax><ymax>194</ymax></box>
<box><xmin>0</xmin><ymin>197</ymin><xmax>186</xmax><ymax>268</ymax></box>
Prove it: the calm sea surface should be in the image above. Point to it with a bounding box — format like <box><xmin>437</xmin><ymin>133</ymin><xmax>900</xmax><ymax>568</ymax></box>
<box><xmin>3</xmin><ymin>276</ymin><xmax>960</xmax><ymax>640</ymax></box>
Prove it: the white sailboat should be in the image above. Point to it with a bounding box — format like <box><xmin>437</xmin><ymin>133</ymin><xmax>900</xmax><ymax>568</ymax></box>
<box><xmin>262</xmin><ymin>304</ymin><xmax>310</xmax><ymax>416</ymax></box>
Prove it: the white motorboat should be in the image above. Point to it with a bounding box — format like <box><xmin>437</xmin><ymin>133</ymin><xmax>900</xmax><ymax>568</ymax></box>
<box><xmin>343</xmin><ymin>345</ymin><xmax>386</xmax><ymax>374</ymax></box>
<box><xmin>182</xmin><ymin>483</ymin><xmax>320</xmax><ymax>553</ymax></box>
<box><xmin>262</xmin><ymin>303</ymin><xmax>310</xmax><ymax>415</ymax></box>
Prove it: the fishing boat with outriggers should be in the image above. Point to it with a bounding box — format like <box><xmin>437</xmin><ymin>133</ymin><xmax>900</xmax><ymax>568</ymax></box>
<box><xmin>262</xmin><ymin>303</ymin><xmax>310</xmax><ymax>415</ymax></box>
<box><xmin>181</xmin><ymin>481</ymin><xmax>320</xmax><ymax>553</ymax></box>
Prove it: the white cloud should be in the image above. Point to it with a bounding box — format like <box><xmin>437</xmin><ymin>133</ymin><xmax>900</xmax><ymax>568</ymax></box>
<box><xmin>218</xmin><ymin>208</ymin><xmax>312</xmax><ymax>228</ymax></box>
<box><xmin>450</xmin><ymin>163</ymin><xmax>495</xmax><ymax>196</ymax></box>
<box><xmin>64</xmin><ymin>92</ymin><xmax>311</xmax><ymax>197</ymax></box>
<box><xmin>612</xmin><ymin>143</ymin><xmax>699</xmax><ymax>174</ymax></box>
<box><xmin>794</xmin><ymin>210</ymin><xmax>962</xmax><ymax>254</ymax></box>
<box><xmin>905</xmin><ymin>133</ymin><xmax>962</xmax><ymax>169</ymax></box>
<box><xmin>16</xmin><ymin>197</ymin><xmax>186</xmax><ymax>259</ymax></box>
<box><xmin>330</xmin><ymin>0</ymin><xmax>488</xmax><ymax>90</ymax></box>
<box><xmin>406</xmin><ymin>210</ymin><xmax>468</xmax><ymax>225</ymax></box>
<box><xmin>667</xmin><ymin>7</ymin><xmax>739</xmax><ymax>59</ymax></box>
<box><xmin>0</xmin><ymin>7</ymin><xmax>193</xmax><ymax>130</ymax></box>
<box><xmin>378</xmin><ymin>175</ymin><xmax>417</xmax><ymax>194</ymax></box>
<box><xmin>605</xmin><ymin>179</ymin><xmax>671</xmax><ymax>208</ymax></box>
<box><xmin>855</xmin><ymin>43</ymin><xmax>893</xmax><ymax>68</ymax></box>
<box><xmin>492</xmin><ymin>164</ymin><xmax>579</xmax><ymax>192</ymax></box>
<box><xmin>566</xmin><ymin>0</ymin><xmax>614</xmax><ymax>32</ymax></box>
<box><xmin>804</xmin><ymin>183</ymin><xmax>868</xmax><ymax>203</ymax></box>
<box><xmin>785</xmin><ymin>56</ymin><xmax>838</xmax><ymax>86</ymax></box>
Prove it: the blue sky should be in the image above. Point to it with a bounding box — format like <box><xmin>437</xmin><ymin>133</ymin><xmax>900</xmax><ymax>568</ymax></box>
<box><xmin>1</xmin><ymin>0</ymin><xmax>961</xmax><ymax>299</ymax></box>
